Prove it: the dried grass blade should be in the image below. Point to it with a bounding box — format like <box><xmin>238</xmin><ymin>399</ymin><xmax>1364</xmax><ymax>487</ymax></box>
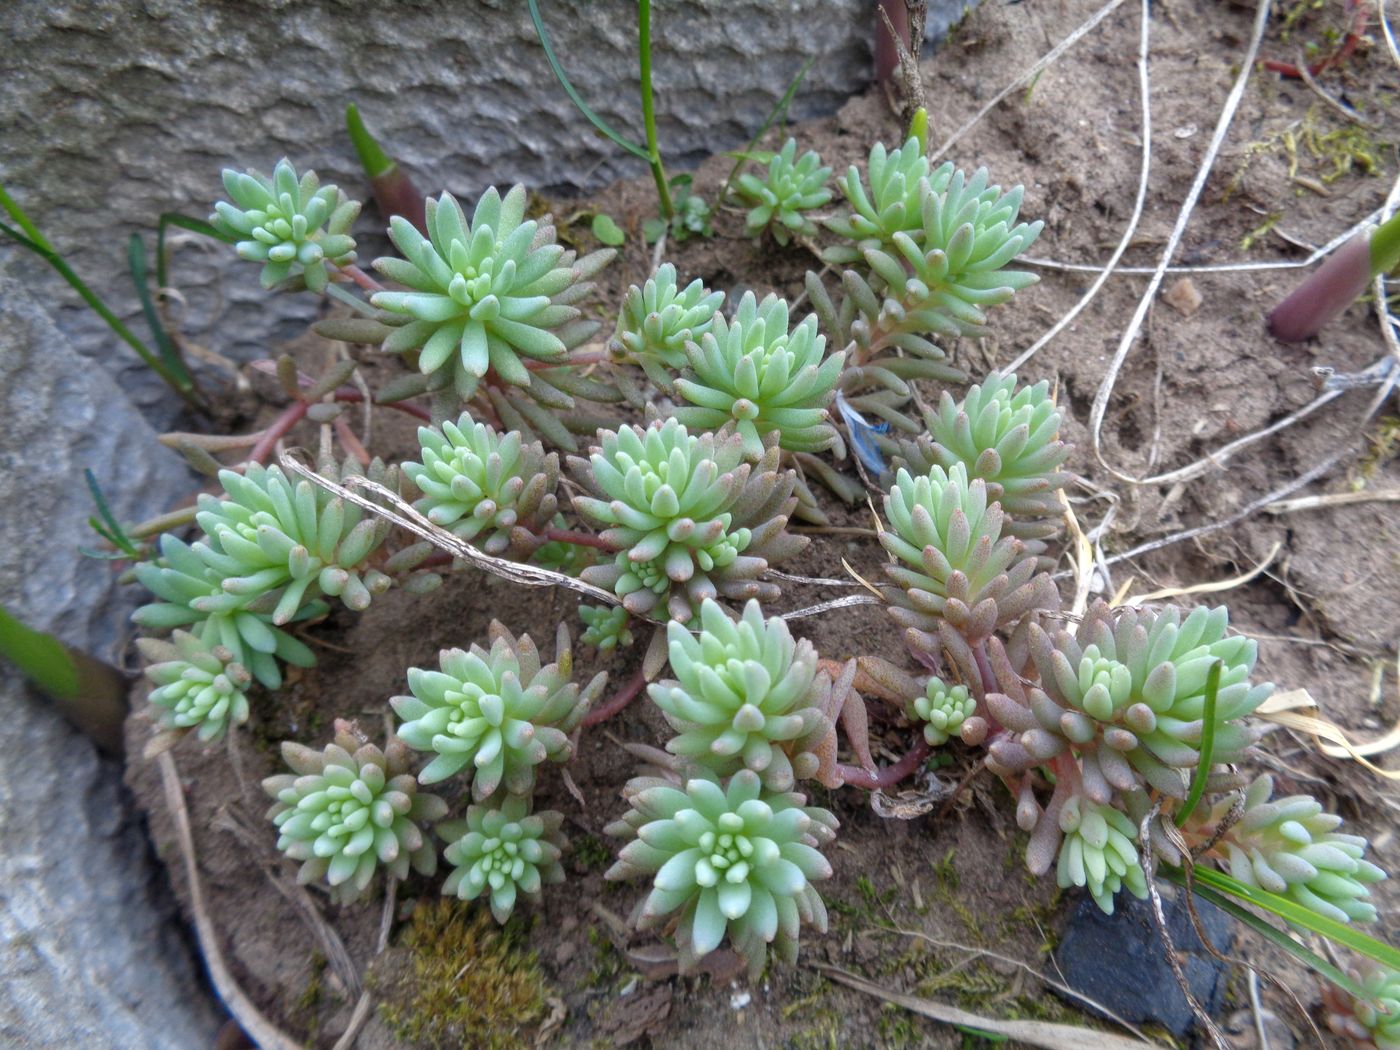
<box><xmin>811</xmin><ymin>964</ymin><xmax>1161</xmax><ymax>1050</ymax></box>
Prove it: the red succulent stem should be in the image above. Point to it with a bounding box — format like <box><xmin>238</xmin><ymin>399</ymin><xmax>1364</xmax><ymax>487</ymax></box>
<box><xmin>542</xmin><ymin>527</ymin><xmax>618</xmax><ymax>551</ymax></box>
<box><xmin>337</xmin><ymin>263</ymin><xmax>385</xmax><ymax>293</ymax></box>
<box><xmin>330</xmin><ymin>388</ymin><xmax>432</xmax><ymax>422</ymax></box>
<box><xmin>248</xmin><ymin>400</ymin><xmax>310</xmax><ymax>464</ymax></box>
<box><xmin>582</xmin><ymin>665</ymin><xmax>648</xmax><ymax>727</ymax></box>
<box><xmin>1261</xmin><ymin>0</ymin><xmax>1366</xmax><ymax>79</ymax></box>
<box><xmin>837</xmin><ymin>737</ymin><xmax>931</xmax><ymax>791</ymax></box>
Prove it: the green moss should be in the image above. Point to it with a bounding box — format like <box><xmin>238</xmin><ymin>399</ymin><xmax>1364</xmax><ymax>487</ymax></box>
<box><xmin>373</xmin><ymin>899</ymin><xmax>550</xmax><ymax>1050</ymax></box>
<box><xmin>292</xmin><ymin>952</ymin><xmax>326</xmax><ymax>1043</ymax></box>
<box><xmin>585</xmin><ymin>924</ymin><xmax>624</xmax><ymax>989</ymax></box>
<box><xmin>571</xmin><ymin>833</ymin><xmax>613</xmax><ymax>872</ymax></box>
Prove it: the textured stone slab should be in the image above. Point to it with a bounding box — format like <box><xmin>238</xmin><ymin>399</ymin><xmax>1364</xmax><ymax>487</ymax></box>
<box><xmin>0</xmin><ymin>0</ymin><xmax>969</xmax><ymax>423</ymax></box>
<box><xmin>0</xmin><ymin>262</ymin><xmax>219</xmax><ymax>1047</ymax></box>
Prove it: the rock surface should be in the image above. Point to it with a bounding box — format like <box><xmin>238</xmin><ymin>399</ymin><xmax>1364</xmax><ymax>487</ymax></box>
<box><xmin>0</xmin><ymin>0</ymin><xmax>968</xmax><ymax>424</ymax></box>
<box><xmin>0</xmin><ymin>262</ymin><xmax>219</xmax><ymax>1047</ymax></box>
<box><xmin>1054</xmin><ymin>886</ymin><xmax>1235</xmax><ymax>1039</ymax></box>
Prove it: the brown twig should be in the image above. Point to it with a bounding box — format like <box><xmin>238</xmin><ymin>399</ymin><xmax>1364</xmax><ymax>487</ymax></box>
<box><xmin>158</xmin><ymin>752</ymin><xmax>303</xmax><ymax>1050</ymax></box>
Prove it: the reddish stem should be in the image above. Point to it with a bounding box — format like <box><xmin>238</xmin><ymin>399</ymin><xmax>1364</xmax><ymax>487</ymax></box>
<box><xmin>582</xmin><ymin>666</ymin><xmax>648</xmax><ymax>727</ymax></box>
<box><xmin>333</xmin><ymin>418</ymin><xmax>372</xmax><ymax>466</ymax></box>
<box><xmin>1262</xmin><ymin>0</ymin><xmax>1366</xmax><ymax>79</ymax></box>
<box><xmin>337</xmin><ymin>263</ymin><xmax>385</xmax><ymax>293</ymax></box>
<box><xmin>248</xmin><ymin>401</ymin><xmax>310</xmax><ymax>464</ymax></box>
<box><xmin>331</xmin><ymin>388</ymin><xmax>432</xmax><ymax>422</ymax></box>
<box><xmin>837</xmin><ymin>737</ymin><xmax>931</xmax><ymax>791</ymax></box>
<box><xmin>543</xmin><ymin>527</ymin><xmax>618</xmax><ymax>551</ymax></box>
<box><xmin>522</xmin><ymin>349</ymin><xmax>609</xmax><ymax>372</ymax></box>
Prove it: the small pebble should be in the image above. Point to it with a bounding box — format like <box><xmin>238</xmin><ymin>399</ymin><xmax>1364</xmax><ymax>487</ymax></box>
<box><xmin>1164</xmin><ymin>277</ymin><xmax>1204</xmax><ymax>317</ymax></box>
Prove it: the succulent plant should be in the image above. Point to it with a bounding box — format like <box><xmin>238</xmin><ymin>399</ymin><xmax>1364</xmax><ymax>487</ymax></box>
<box><xmin>1054</xmin><ymin>797</ymin><xmax>1147</xmax><ymax>915</ymax></box>
<box><xmin>609</xmin><ymin>263</ymin><xmax>724</xmax><ymax>387</ymax></box>
<box><xmin>1326</xmin><ymin>964</ymin><xmax>1400</xmax><ymax>1049</ymax></box>
<box><xmin>1193</xmin><ymin>775</ymin><xmax>1385</xmax><ymax>924</ymax></box>
<box><xmin>735</xmin><ymin>138</ymin><xmax>832</xmax><ymax>245</ymax></box>
<box><xmin>579</xmin><ymin>603</ymin><xmax>634</xmax><ymax>652</ymax></box>
<box><xmin>440</xmin><ymin>794</ymin><xmax>567</xmax><ymax>923</ymax></box>
<box><xmin>986</xmin><ymin>602</ymin><xmax>1273</xmax><ymax>801</ymax></box>
<box><xmin>392</xmin><ymin>623</ymin><xmax>604</xmax><ymax>797</ymax></box>
<box><xmin>848</xmin><ymin>166</ymin><xmax>1042</xmax><ymax>350</ymax></box>
<box><xmin>824</xmin><ymin>136</ymin><xmax>933</xmax><ymax>264</ymax></box>
<box><xmin>371</xmin><ymin>185</ymin><xmax>612</xmax><ymax>400</ymax></box>
<box><xmin>132</xmin><ymin>533</ymin><xmax>318</xmax><ymax>690</ymax></box>
<box><xmin>893</xmin><ymin>373</ymin><xmax>1071</xmax><ymax>540</ymax></box>
<box><xmin>211</xmin><ymin>158</ymin><xmax>360</xmax><ymax>293</ymax></box>
<box><xmin>404</xmin><ymin>412</ymin><xmax>560</xmax><ymax>554</ymax></box>
<box><xmin>137</xmin><ymin>630</ymin><xmax>252</xmax><ymax>742</ymax></box>
<box><xmin>605</xmin><ymin>768</ymin><xmax>837</xmax><ymax>979</ymax></box>
<box><xmin>648</xmin><ymin>599</ymin><xmax>835</xmax><ymax>791</ymax></box>
<box><xmin>263</xmin><ymin>721</ymin><xmax>446</xmax><ymax>903</ymax></box>
<box><xmin>191</xmin><ymin>460</ymin><xmax>397</xmax><ymax>624</ymax></box>
<box><xmin>910</xmin><ymin>676</ymin><xmax>976</xmax><ymax>747</ymax></box>
<box><xmin>674</xmin><ymin>292</ymin><xmax>845</xmax><ymax>460</ymax></box>
<box><xmin>571</xmin><ymin>420</ymin><xmax>806</xmax><ymax>623</ymax></box>
<box><xmin>880</xmin><ymin>462</ymin><xmax>1054</xmax><ymax>652</ymax></box>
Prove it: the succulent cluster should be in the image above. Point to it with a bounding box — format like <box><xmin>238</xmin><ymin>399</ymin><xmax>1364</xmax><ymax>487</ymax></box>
<box><xmin>392</xmin><ymin>622</ymin><xmax>603</xmax><ymax>798</ymax></box>
<box><xmin>579</xmin><ymin>603</ymin><xmax>634</xmax><ymax>652</ymax></box>
<box><xmin>371</xmin><ymin>186</ymin><xmax>612</xmax><ymax>400</ymax></box>
<box><xmin>880</xmin><ymin>462</ymin><xmax>1054</xmax><ymax>656</ymax></box>
<box><xmin>133</xmin><ymin>530</ymin><xmax>318</xmax><ymax>691</ymax></box>
<box><xmin>112</xmin><ymin>118</ymin><xmax>1394</xmax><ymax>1007</ymax></box>
<box><xmin>735</xmin><ymin>138</ymin><xmax>833</xmax><ymax>245</ymax></box>
<box><xmin>824</xmin><ymin>136</ymin><xmax>932</xmax><ymax>262</ymax></box>
<box><xmin>814</xmin><ymin>137</ymin><xmax>1043</xmax><ymax>432</ymax></box>
<box><xmin>1055</xmin><ymin>797</ymin><xmax>1147</xmax><ymax>915</ymax></box>
<box><xmin>893</xmin><ymin>372</ymin><xmax>1071</xmax><ymax>540</ymax></box>
<box><xmin>988</xmin><ymin>603</ymin><xmax>1273</xmax><ymax>800</ymax></box>
<box><xmin>674</xmin><ymin>292</ymin><xmax>845</xmax><ymax>460</ymax></box>
<box><xmin>909</xmin><ymin>676</ymin><xmax>976</xmax><ymax>747</ymax></box>
<box><xmin>609</xmin><ymin>263</ymin><xmax>724</xmax><ymax>388</ymax></box>
<box><xmin>211</xmin><ymin>159</ymin><xmax>360</xmax><ymax>292</ymax></box>
<box><xmin>137</xmin><ymin>631</ymin><xmax>252</xmax><ymax>742</ymax></box>
<box><xmin>440</xmin><ymin>794</ymin><xmax>567</xmax><ymax>922</ymax></box>
<box><xmin>404</xmin><ymin>412</ymin><xmax>560</xmax><ymax>554</ymax></box>
<box><xmin>571</xmin><ymin>420</ymin><xmax>805</xmax><ymax>622</ymax></box>
<box><xmin>194</xmin><ymin>461</ymin><xmax>398</xmax><ymax>621</ymax></box>
<box><xmin>649</xmin><ymin>599</ymin><xmax>836</xmax><ymax>791</ymax></box>
<box><xmin>1327</xmin><ymin>964</ymin><xmax>1400</xmax><ymax>1049</ymax></box>
<box><xmin>1187</xmin><ymin>775</ymin><xmax>1385</xmax><ymax>924</ymax></box>
<box><xmin>262</xmin><ymin>722</ymin><xmax>446</xmax><ymax>903</ymax></box>
<box><xmin>606</xmin><ymin>769</ymin><xmax>837</xmax><ymax>979</ymax></box>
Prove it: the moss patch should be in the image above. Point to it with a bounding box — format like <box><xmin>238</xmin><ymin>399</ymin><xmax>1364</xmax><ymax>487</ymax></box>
<box><xmin>370</xmin><ymin>899</ymin><xmax>550</xmax><ymax>1049</ymax></box>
